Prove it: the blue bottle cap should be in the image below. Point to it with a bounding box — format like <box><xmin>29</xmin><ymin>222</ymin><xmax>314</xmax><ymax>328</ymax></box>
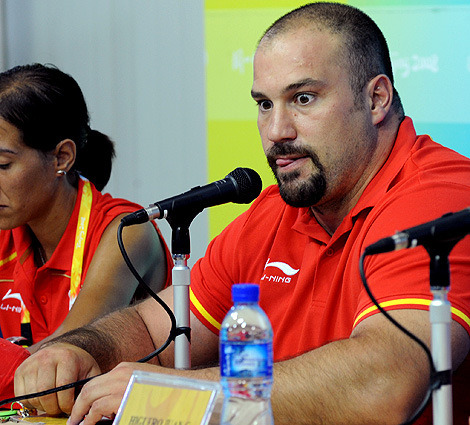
<box><xmin>232</xmin><ymin>283</ymin><xmax>259</xmax><ymax>302</ymax></box>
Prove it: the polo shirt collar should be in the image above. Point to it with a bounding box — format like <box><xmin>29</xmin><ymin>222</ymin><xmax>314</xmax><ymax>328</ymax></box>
<box><xmin>349</xmin><ymin>116</ymin><xmax>416</xmax><ymax>218</ymax></box>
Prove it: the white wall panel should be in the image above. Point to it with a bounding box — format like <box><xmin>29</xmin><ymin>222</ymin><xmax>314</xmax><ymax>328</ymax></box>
<box><xmin>2</xmin><ymin>0</ymin><xmax>207</xmax><ymax>263</ymax></box>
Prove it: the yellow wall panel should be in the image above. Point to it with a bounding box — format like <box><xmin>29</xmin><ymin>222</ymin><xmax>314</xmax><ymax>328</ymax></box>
<box><xmin>208</xmin><ymin>120</ymin><xmax>276</xmax><ymax>238</ymax></box>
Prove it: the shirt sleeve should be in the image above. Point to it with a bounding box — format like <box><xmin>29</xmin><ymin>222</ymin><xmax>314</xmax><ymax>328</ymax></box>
<box><xmin>0</xmin><ymin>339</ymin><xmax>31</xmax><ymax>406</ymax></box>
<box><xmin>189</xmin><ymin>187</ymin><xmax>278</xmax><ymax>335</ymax></box>
<box><xmin>354</xmin><ymin>182</ymin><xmax>470</xmax><ymax>334</ymax></box>
<box><xmin>189</xmin><ymin>215</ymin><xmax>245</xmax><ymax>335</ymax></box>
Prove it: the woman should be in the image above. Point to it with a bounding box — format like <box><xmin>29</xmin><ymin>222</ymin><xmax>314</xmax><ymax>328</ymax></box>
<box><xmin>0</xmin><ymin>64</ymin><xmax>172</xmax><ymax>399</ymax></box>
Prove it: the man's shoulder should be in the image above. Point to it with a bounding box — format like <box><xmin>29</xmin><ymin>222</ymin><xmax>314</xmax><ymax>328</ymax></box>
<box><xmin>384</xmin><ymin>123</ymin><xmax>470</xmax><ymax>194</ymax></box>
<box><xmin>389</xmin><ymin>117</ymin><xmax>470</xmax><ymax>180</ymax></box>
<box><xmin>412</xmin><ymin>134</ymin><xmax>470</xmax><ymax>165</ymax></box>
<box><xmin>400</xmin><ymin>136</ymin><xmax>470</xmax><ymax>187</ymax></box>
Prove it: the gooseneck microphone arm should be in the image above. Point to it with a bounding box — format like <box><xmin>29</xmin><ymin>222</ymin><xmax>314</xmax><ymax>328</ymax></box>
<box><xmin>363</xmin><ymin>208</ymin><xmax>470</xmax><ymax>425</ymax></box>
<box><xmin>423</xmin><ymin>241</ymin><xmax>455</xmax><ymax>425</ymax></box>
<box><xmin>122</xmin><ymin>167</ymin><xmax>262</xmax><ymax>369</ymax></box>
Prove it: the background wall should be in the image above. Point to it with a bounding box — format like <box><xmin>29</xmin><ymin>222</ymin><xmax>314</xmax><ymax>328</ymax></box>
<box><xmin>206</xmin><ymin>0</ymin><xmax>470</xmax><ymax>238</ymax></box>
<box><xmin>0</xmin><ymin>0</ymin><xmax>208</xmax><ymax>264</ymax></box>
<box><xmin>1</xmin><ymin>0</ymin><xmax>469</xmax><ymax>263</ymax></box>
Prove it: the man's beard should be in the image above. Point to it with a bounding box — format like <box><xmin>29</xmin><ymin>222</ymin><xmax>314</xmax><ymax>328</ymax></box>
<box><xmin>266</xmin><ymin>143</ymin><xmax>327</xmax><ymax>208</ymax></box>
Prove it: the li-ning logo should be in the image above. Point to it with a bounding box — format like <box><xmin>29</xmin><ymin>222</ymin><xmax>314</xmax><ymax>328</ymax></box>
<box><xmin>0</xmin><ymin>289</ymin><xmax>23</xmax><ymax>313</ymax></box>
<box><xmin>261</xmin><ymin>258</ymin><xmax>299</xmax><ymax>284</ymax></box>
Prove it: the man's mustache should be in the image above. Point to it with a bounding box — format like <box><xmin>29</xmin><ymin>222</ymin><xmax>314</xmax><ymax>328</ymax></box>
<box><xmin>266</xmin><ymin>143</ymin><xmax>322</xmax><ymax>169</ymax></box>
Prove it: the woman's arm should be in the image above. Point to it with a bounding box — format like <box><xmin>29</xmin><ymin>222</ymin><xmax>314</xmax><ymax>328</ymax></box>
<box><xmin>29</xmin><ymin>213</ymin><xmax>168</xmax><ymax>353</ymax></box>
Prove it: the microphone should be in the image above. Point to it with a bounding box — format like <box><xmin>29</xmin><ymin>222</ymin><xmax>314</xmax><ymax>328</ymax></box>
<box><xmin>364</xmin><ymin>207</ymin><xmax>470</xmax><ymax>256</ymax></box>
<box><xmin>121</xmin><ymin>167</ymin><xmax>262</xmax><ymax>226</ymax></box>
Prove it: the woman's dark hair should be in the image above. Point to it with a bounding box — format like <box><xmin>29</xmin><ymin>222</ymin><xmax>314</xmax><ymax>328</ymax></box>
<box><xmin>0</xmin><ymin>63</ymin><xmax>115</xmax><ymax>191</ymax></box>
<box><xmin>261</xmin><ymin>2</ymin><xmax>404</xmax><ymax>118</ymax></box>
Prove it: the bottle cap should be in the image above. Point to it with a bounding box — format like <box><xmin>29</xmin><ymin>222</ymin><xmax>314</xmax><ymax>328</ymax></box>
<box><xmin>232</xmin><ymin>283</ymin><xmax>259</xmax><ymax>303</ymax></box>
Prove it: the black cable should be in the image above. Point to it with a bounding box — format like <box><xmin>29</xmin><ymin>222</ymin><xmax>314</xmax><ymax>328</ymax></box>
<box><xmin>359</xmin><ymin>252</ymin><xmax>435</xmax><ymax>425</ymax></box>
<box><xmin>117</xmin><ymin>221</ymin><xmax>177</xmax><ymax>362</ymax></box>
<box><xmin>0</xmin><ymin>377</ymin><xmax>95</xmax><ymax>407</ymax></box>
<box><xmin>0</xmin><ymin>221</ymin><xmax>178</xmax><ymax>408</ymax></box>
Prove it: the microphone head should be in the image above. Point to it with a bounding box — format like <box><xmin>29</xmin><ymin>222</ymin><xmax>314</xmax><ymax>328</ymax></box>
<box><xmin>227</xmin><ymin>167</ymin><xmax>262</xmax><ymax>204</ymax></box>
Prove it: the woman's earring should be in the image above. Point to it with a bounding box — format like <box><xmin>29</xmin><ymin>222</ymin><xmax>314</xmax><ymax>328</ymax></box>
<box><xmin>57</xmin><ymin>170</ymin><xmax>67</xmax><ymax>176</ymax></box>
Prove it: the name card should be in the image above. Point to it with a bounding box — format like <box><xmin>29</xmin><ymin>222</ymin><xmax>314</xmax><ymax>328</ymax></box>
<box><xmin>113</xmin><ymin>371</ymin><xmax>221</xmax><ymax>425</ymax></box>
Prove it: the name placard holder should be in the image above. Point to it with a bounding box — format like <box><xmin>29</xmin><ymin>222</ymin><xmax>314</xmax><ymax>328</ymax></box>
<box><xmin>113</xmin><ymin>371</ymin><xmax>221</xmax><ymax>425</ymax></box>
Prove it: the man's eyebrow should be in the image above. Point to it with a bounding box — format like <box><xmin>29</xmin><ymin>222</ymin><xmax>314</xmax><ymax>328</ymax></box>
<box><xmin>284</xmin><ymin>78</ymin><xmax>323</xmax><ymax>93</ymax></box>
<box><xmin>251</xmin><ymin>78</ymin><xmax>324</xmax><ymax>99</ymax></box>
<box><xmin>250</xmin><ymin>89</ymin><xmax>265</xmax><ymax>99</ymax></box>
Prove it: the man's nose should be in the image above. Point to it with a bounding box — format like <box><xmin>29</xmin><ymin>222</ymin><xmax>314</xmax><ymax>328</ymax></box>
<box><xmin>267</xmin><ymin>107</ymin><xmax>296</xmax><ymax>143</ymax></box>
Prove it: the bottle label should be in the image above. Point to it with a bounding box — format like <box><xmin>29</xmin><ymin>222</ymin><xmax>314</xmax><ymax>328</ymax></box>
<box><xmin>220</xmin><ymin>342</ymin><xmax>273</xmax><ymax>378</ymax></box>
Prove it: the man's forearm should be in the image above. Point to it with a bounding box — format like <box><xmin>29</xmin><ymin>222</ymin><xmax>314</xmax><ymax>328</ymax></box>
<box><xmin>43</xmin><ymin>305</ymin><xmax>157</xmax><ymax>372</ymax></box>
<box><xmin>271</xmin><ymin>313</ymin><xmax>433</xmax><ymax>425</ymax></box>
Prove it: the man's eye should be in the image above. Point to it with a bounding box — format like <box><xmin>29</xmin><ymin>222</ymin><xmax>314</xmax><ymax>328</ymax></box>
<box><xmin>295</xmin><ymin>93</ymin><xmax>315</xmax><ymax>105</ymax></box>
<box><xmin>257</xmin><ymin>100</ymin><xmax>272</xmax><ymax>112</ymax></box>
<box><xmin>0</xmin><ymin>163</ymin><xmax>11</xmax><ymax>169</ymax></box>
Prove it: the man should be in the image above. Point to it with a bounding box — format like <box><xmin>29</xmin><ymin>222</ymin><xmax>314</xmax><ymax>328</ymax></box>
<box><xmin>13</xmin><ymin>3</ymin><xmax>470</xmax><ymax>424</ymax></box>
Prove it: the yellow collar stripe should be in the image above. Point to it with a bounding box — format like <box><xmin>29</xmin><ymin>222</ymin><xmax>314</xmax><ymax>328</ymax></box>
<box><xmin>0</xmin><ymin>252</ymin><xmax>17</xmax><ymax>267</ymax></box>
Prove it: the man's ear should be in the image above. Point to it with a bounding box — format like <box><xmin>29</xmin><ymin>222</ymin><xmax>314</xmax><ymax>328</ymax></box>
<box><xmin>366</xmin><ymin>74</ymin><xmax>394</xmax><ymax>126</ymax></box>
<box><xmin>54</xmin><ymin>138</ymin><xmax>76</xmax><ymax>173</ymax></box>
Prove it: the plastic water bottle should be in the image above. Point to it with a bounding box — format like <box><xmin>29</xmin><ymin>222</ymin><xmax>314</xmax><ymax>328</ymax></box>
<box><xmin>219</xmin><ymin>283</ymin><xmax>274</xmax><ymax>425</ymax></box>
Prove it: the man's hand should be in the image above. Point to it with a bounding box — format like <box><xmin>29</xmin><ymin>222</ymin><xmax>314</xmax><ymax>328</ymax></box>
<box><xmin>67</xmin><ymin>362</ymin><xmax>157</xmax><ymax>425</ymax></box>
<box><xmin>67</xmin><ymin>361</ymin><xmax>220</xmax><ymax>425</ymax></box>
<box><xmin>14</xmin><ymin>343</ymin><xmax>101</xmax><ymax>415</ymax></box>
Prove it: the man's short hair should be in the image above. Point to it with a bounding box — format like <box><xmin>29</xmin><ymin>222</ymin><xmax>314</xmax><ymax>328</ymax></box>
<box><xmin>260</xmin><ymin>2</ymin><xmax>404</xmax><ymax>116</ymax></box>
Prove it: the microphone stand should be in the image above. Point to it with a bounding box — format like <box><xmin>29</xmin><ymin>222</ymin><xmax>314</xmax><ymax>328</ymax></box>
<box><xmin>423</xmin><ymin>241</ymin><xmax>460</xmax><ymax>425</ymax></box>
<box><xmin>166</xmin><ymin>208</ymin><xmax>202</xmax><ymax>369</ymax></box>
